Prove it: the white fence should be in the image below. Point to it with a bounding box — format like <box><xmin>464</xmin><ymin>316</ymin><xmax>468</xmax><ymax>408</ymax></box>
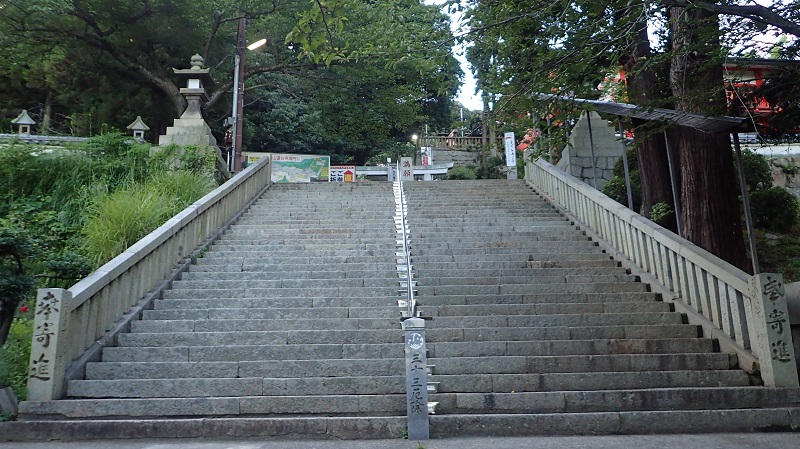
<box><xmin>26</xmin><ymin>158</ymin><xmax>272</xmax><ymax>400</ymax></box>
<box><xmin>525</xmin><ymin>157</ymin><xmax>799</xmax><ymax>387</ymax></box>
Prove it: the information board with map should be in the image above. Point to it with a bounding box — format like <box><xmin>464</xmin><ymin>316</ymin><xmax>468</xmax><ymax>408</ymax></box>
<box><xmin>271</xmin><ymin>154</ymin><xmax>331</xmax><ymax>183</ymax></box>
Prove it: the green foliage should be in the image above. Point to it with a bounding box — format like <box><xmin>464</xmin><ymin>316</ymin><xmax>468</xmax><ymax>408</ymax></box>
<box><xmin>0</xmin><ymin>315</ymin><xmax>33</xmax><ymax>400</ymax></box>
<box><xmin>475</xmin><ymin>155</ymin><xmax>505</xmax><ymax>179</ymax></box>
<box><xmin>83</xmin><ymin>171</ymin><xmax>216</xmax><ymax>266</ymax></box>
<box><xmin>650</xmin><ymin>202</ymin><xmax>674</xmax><ymax>224</ymax></box>
<box><xmin>446</xmin><ymin>166</ymin><xmax>477</xmax><ymax>180</ymax></box>
<box><xmin>749</xmin><ymin>187</ymin><xmax>800</xmax><ymax>232</ymax></box>
<box><xmin>758</xmin><ymin>231</ymin><xmax>800</xmax><ymax>283</ymax></box>
<box><xmin>601</xmin><ymin>148</ymin><xmax>642</xmax><ymax>211</ymax></box>
<box><xmin>0</xmin><ymin>229</ymin><xmax>34</xmax><ymax>314</ymax></box>
<box><xmin>734</xmin><ymin>150</ymin><xmax>772</xmax><ymax>193</ymax></box>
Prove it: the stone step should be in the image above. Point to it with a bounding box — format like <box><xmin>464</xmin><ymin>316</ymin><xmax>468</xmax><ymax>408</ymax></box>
<box><xmin>68</xmin><ymin>376</ymin><xmax>407</xmax><ymax>398</ymax></box>
<box><xmin>416</xmin><ymin>274</ymin><xmax>639</xmax><ymax>286</ymax></box>
<box><xmin>180</xmin><ymin>271</ymin><xmax>397</xmax><ymax>281</ymax></box>
<box><xmin>426</xmin><ymin>324</ymin><xmax>699</xmax><ymax>342</ymax></box>
<box><xmin>19</xmin><ymin>395</ymin><xmax>407</xmax><ymax>419</ymax></box>
<box><xmin>85</xmin><ymin>358</ymin><xmax>406</xmax><ymax>380</ymax></box>
<box><xmin>116</xmin><ymin>329</ymin><xmax>403</xmax><ymax>347</ymax></box>
<box><xmin>427</xmin><ymin>338</ymin><xmax>717</xmax><ymax>358</ymax></box>
<box><xmin>9</xmin><ymin>409</ymin><xmax>800</xmax><ymax>439</ymax></box>
<box><xmin>428</xmin><ymin>353</ymin><xmax>737</xmax><ymax>375</ymax></box>
<box><xmin>422</xmin><ymin>301</ymin><xmax>670</xmax><ymax>317</ymax></box>
<box><xmin>410</xmin><ymin>267</ymin><xmax>629</xmax><ymax>278</ymax></box>
<box><xmin>193</xmin><ymin>255</ymin><xmax>394</xmax><ymax>264</ymax></box>
<box><xmin>416</xmin><ymin>282</ymin><xmax>649</xmax><ymax>296</ymax></box>
<box><xmin>188</xmin><ymin>263</ymin><xmax>396</xmax><ymax>272</ymax></box>
<box><xmin>169</xmin><ymin>278</ymin><xmax>396</xmax><ymax>290</ymax></box>
<box><xmin>430</xmin><ymin>386</ymin><xmax>800</xmax><ymax>414</ymax></box>
<box><xmin>411</xmin><ymin>259</ymin><xmax>618</xmax><ymax>270</ymax></box>
<box><xmin>424</xmin><ymin>313</ymin><xmax>685</xmax><ymax>330</ymax></box>
<box><xmin>429</xmin><ymin>370</ymin><xmax>750</xmax><ymax>393</ymax></box>
<box><xmin>102</xmin><ymin>343</ymin><xmax>402</xmax><ymax>363</ymax></box>
<box><xmin>132</xmin><ymin>316</ymin><xmax>397</xmax><ymax>332</ymax></box>
<box><xmin>416</xmin><ymin>292</ymin><xmax>662</xmax><ymax>306</ymax></box>
<box><xmin>161</xmin><ymin>286</ymin><xmax>401</xmax><ymax>299</ymax></box>
<box><xmin>148</xmin><ymin>297</ymin><xmax>398</xmax><ymax>314</ymax></box>
<box><xmin>204</xmin><ymin>246</ymin><xmax>391</xmax><ymax>255</ymax></box>
<box><xmin>414</xmin><ymin>253</ymin><xmax>609</xmax><ymax>263</ymax></box>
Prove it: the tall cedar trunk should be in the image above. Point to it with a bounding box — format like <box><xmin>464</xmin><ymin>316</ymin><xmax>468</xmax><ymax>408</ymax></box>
<box><xmin>669</xmin><ymin>7</ymin><xmax>750</xmax><ymax>272</ymax></box>
<box><xmin>622</xmin><ymin>16</ymin><xmax>678</xmax><ymax>232</ymax></box>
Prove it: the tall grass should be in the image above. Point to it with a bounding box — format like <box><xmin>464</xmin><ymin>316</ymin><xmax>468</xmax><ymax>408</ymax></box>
<box><xmin>82</xmin><ymin>171</ymin><xmax>216</xmax><ymax>265</ymax></box>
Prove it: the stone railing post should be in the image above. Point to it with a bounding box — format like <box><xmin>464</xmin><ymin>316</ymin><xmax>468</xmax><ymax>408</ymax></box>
<box><xmin>403</xmin><ymin>317</ymin><xmax>429</xmax><ymax>440</ymax></box>
<box><xmin>26</xmin><ymin>289</ymin><xmax>72</xmax><ymax>400</ymax></box>
<box><xmin>749</xmin><ymin>273</ymin><xmax>799</xmax><ymax>387</ymax></box>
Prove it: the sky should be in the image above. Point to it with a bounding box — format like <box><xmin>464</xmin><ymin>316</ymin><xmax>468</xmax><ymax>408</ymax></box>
<box><xmin>424</xmin><ymin>0</ymin><xmax>484</xmax><ymax>111</ymax></box>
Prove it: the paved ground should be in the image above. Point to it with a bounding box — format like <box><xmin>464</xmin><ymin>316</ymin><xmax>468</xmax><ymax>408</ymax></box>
<box><xmin>4</xmin><ymin>434</ymin><xmax>800</xmax><ymax>449</ymax></box>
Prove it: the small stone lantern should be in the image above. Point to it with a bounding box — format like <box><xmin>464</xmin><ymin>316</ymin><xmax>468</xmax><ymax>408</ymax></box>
<box><xmin>126</xmin><ymin>116</ymin><xmax>150</xmax><ymax>142</ymax></box>
<box><xmin>11</xmin><ymin>110</ymin><xmax>36</xmax><ymax>136</ymax></box>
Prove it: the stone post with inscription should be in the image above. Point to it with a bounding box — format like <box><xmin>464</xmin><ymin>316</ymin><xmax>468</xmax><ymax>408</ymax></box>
<box><xmin>750</xmin><ymin>273</ymin><xmax>800</xmax><ymax>387</ymax></box>
<box><xmin>403</xmin><ymin>317</ymin><xmax>429</xmax><ymax>440</ymax></box>
<box><xmin>26</xmin><ymin>289</ymin><xmax>72</xmax><ymax>401</ymax></box>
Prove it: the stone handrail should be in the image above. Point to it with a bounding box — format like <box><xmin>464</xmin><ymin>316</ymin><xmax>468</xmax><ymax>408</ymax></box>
<box><xmin>525</xmin><ymin>157</ymin><xmax>799</xmax><ymax>387</ymax></box>
<box><xmin>26</xmin><ymin>157</ymin><xmax>272</xmax><ymax>400</ymax></box>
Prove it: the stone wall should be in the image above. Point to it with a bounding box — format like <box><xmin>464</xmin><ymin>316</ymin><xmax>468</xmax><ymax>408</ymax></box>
<box><xmin>769</xmin><ymin>156</ymin><xmax>800</xmax><ymax>200</ymax></box>
<box><xmin>555</xmin><ymin>111</ymin><xmax>623</xmax><ymax>190</ymax></box>
<box><xmin>427</xmin><ymin>145</ymin><xmax>482</xmax><ymax>167</ymax></box>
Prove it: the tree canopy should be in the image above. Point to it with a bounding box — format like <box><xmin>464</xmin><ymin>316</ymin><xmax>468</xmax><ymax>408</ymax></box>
<box><xmin>459</xmin><ymin>0</ymin><xmax>800</xmax><ymax>271</ymax></box>
<box><xmin>0</xmin><ymin>0</ymin><xmax>462</xmax><ymax>164</ymax></box>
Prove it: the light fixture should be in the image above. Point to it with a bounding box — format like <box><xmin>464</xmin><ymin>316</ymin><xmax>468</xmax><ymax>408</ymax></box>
<box><xmin>247</xmin><ymin>38</ymin><xmax>267</xmax><ymax>51</ymax></box>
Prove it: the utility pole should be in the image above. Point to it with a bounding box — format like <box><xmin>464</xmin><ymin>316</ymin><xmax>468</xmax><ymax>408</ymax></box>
<box><xmin>231</xmin><ymin>17</ymin><xmax>246</xmax><ymax>173</ymax></box>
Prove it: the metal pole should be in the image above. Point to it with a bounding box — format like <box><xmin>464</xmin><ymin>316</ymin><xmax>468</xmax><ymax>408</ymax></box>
<box><xmin>733</xmin><ymin>133</ymin><xmax>760</xmax><ymax>274</ymax></box>
<box><xmin>618</xmin><ymin>118</ymin><xmax>634</xmax><ymax>210</ymax></box>
<box><xmin>586</xmin><ymin>111</ymin><xmax>599</xmax><ymax>190</ymax></box>
<box><xmin>546</xmin><ymin>112</ymin><xmax>552</xmax><ymax>164</ymax></box>
<box><xmin>233</xmin><ymin>17</ymin><xmax>246</xmax><ymax>172</ymax></box>
<box><xmin>663</xmin><ymin>129</ymin><xmax>682</xmax><ymax>237</ymax></box>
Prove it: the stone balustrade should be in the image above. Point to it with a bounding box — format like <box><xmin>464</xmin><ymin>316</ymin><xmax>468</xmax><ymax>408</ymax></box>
<box><xmin>526</xmin><ymin>156</ymin><xmax>799</xmax><ymax>387</ymax></box>
<box><xmin>26</xmin><ymin>157</ymin><xmax>272</xmax><ymax>401</ymax></box>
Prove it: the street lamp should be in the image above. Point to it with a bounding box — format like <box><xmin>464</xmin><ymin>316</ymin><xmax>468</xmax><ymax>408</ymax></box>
<box><xmin>230</xmin><ymin>19</ymin><xmax>268</xmax><ymax>173</ymax></box>
<box><xmin>411</xmin><ymin>134</ymin><xmax>419</xmax><ymax>166</ymax></box>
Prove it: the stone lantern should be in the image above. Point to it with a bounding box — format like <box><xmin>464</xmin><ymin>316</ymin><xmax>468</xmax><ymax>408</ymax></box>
<box><xmin>11</xmin><ymin>110</ymin><xmax>36</xmax><ymax>136</ymax></box>
<box><xmin>126</xmin><ymin>116</ymin><xmax>150</xmax><ymax>142</ymax></box>
<box><xmin>158</xmin><ymin>54</ymin><xmax>219</xmax><ymax>149</ymax></box>
<box><xmin>173</xmin><ymin>54</ymin><xmax>214</xmax><ymax>120</ymax></box>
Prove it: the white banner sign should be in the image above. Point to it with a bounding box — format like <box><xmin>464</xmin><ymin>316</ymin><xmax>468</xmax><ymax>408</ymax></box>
<box><xmin>504</xmin><ymin>132</ymin><xmax>517</xmax><ymax>167</ymax></box>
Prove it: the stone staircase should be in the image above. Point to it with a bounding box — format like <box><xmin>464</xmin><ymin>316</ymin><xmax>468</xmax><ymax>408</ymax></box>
<box><xmin>14</xmin><ymin>179</ymin><xmax>800</xmax><ymax>439</ymax></box>
<box><xmin>402</xmin><ymin>179</ymin><xmax>800</xmax><ymax>435</ymax></box>
<box><xmin>19</xmin><ymin>182</ymin><xmax>409</xmax><ymax>435</ymax></box>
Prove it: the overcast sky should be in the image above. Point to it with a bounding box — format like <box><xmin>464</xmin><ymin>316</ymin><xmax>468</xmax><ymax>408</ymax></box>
<box><xmin>424</xmin><ymin>0</ymin><xmax>483</xmax><ymax>111</ymax></box>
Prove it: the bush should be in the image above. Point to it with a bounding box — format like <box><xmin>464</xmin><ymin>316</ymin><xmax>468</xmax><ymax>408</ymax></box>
<box><xmin>735</xmin><ymin>150</ymin><xmax>772</xmax><ymax>193</ymax></box>
<box><xmin>0</xmin><ymin>314</ymin><xmax>33</xmax><ymax>400</ymax></box>
<box><xmin>750</xmin><ymin>187</ymin><xmax>800</xmax><ymax>232</ymax></box>
<box><xmin>446</xmin><ymin>166</ymin><xmax>477</xmax><ymax>180</ymax></box>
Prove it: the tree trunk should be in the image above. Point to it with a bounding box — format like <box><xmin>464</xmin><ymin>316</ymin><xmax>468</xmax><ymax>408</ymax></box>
<box><xmin>621</xmin><ymin>16</ymin><xmax>678</xmax><ymax>232</ymax></box>
<box><xmin>0</xmin><ymin>312</ymin><xmax>12</xmax><ymax>346</ymax></box>
<box><xmin>670</xmin><ymin>6</ymin><xmax>750</xmax><ymax>272</ymax></box>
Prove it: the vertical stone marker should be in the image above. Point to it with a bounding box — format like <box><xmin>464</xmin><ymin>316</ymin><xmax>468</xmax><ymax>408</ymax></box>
<box><xmin>403</xmin><ymin>317</ymin><xmax>429</xmax><ymax>440</ymax></box>
<box><xmin>749</xmin><ymin>273</ymin><xmax>799</xmax><ymax>387</ymax></box>
<box><xmin>27</xmin><ymin>289</ymin><xmax>71</xmax><ymax>400</ymax></box>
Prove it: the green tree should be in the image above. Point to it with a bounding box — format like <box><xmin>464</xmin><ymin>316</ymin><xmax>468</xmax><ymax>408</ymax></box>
<box><xmin>461</xmin><ymin>0</ymin><xmax>799</xmax><ymax>271</ymax></box>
